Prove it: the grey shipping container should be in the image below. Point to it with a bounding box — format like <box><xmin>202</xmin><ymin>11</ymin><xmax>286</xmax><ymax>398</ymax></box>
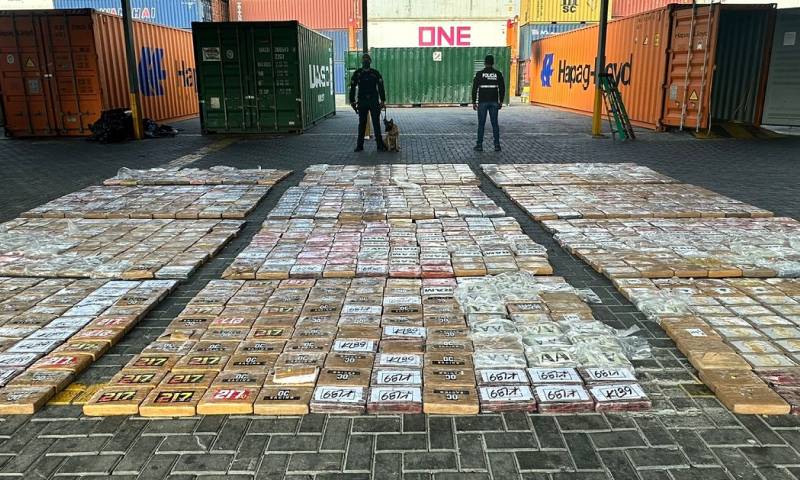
<box><xmin>762</xmin><ymin>8</ymin><xmax>800</xmax><ymax>126</ymax></box>
<box><xmin>519</xmin><ymin>23</ymin><xmax>589</xmax><ymax>60</ymax></box>
<box><xmin>193</xmin><ymin>21</ymin><xmax>336</xmax><ymax>134</ymax></box>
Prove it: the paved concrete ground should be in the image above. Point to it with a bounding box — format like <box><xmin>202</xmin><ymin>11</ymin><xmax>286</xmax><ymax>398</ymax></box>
<box><xmin>1</xmin><ymin>104</ymin><xmax>800</xmax><ymax>479</ymax></box>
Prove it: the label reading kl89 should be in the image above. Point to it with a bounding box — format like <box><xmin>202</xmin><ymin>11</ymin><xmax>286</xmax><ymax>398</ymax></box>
<box><xmin>590</xmin><ymin>384</ymin><xmax>647</xmax><ymax>402</ymax></box>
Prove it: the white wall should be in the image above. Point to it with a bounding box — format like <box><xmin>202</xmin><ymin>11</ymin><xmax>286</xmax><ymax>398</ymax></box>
<box><xmin>369</xmin><ymin>20</ymin><xmax>508</xmax><ymax>48</ymax></box>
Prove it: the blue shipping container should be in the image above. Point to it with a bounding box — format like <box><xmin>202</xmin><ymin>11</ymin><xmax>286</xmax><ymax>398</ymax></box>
<box><xmin>334</xmin><ymin>62</ymin><xmax>346</xmax><ymax>94</ymax></box>
<box><xmin>320</xmin><ymin>29</ymin><xmax>348</xmax><ymax>62</ymax></box>
<box><xmin>519</xmin><ymin>23</ymin><xmax>589</xmax><ymax>60</ymax></box>
<box><xmin>53</xmin><ymin>0</ymin><xmax>207</xmax><ymax>29</ymax></box>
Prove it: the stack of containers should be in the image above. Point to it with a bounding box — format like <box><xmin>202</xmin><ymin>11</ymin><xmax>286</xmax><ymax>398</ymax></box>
<box><xmin>230</xmin><ymin>0</ymin><xmax>361</xmax><ymax>94</ymax></box>
<box><xmin>50</xmin><ymin>0</ymin><xmax>231</xmax><ymax>29</ymax></box>
<box><xmin>516</xmin><ymin>0</ymin><xmax>608</xmax><ymax>95</ymax></box>
<box><xmin>353</xmin><ymin>0</ymin><xmax>514</xmax><ymax>105</ymax></box>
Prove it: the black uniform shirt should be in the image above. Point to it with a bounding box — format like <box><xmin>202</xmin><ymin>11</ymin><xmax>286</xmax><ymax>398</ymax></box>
<box><xmin>349</xmin><ymin>67</ymin><xmax>387</xmax><ymax>104</ymax></box>
<box><xmin>472</xmin><ymin>67</ymin><xmax>506</xmax><ymax>104</ymax></box>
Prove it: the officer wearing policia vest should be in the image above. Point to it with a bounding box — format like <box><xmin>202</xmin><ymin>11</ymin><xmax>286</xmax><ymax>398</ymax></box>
<box><xmin>471</xmin><ymin>54</ymin><xmax>505</xmax><ymax>152</ymax></box>
<box><xmin>349</xmin><ymin>53</ymin><xmax>387</xmax><ymax>152</ymax></box>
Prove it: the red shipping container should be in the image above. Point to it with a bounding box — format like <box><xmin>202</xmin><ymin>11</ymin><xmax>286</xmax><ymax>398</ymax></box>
<box><xmin>0</xmin><ymin>9</ymin><xmax>198</xmax><ymax>137</ymax></box>
<box><xmin>230</xmin><ymin>0</ymin><xmax>360</xmax><ymax>29</ymax></box>
<box><xmin>612</xmin><ymin>0</ymin><xmax>693</xmax><ymax>18</ymax></box>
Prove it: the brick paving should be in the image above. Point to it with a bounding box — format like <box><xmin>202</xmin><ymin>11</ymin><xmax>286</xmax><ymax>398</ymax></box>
<box><xmin>0</xmin><ymin>104</ymin><xmax>799</xmax><ymax>479</ymax></box>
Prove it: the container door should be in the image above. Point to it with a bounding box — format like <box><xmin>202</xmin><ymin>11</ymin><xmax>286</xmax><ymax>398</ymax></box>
<box><xmin>270</xmin><ymin>25</ymin><xmax>302</xmax><ymax>131</ymax></box>
<box><xmin>249</xmin><ymin>24</ymin><xmax>277</xmax><ymax>132</ymax></box>
<box><xmin>0</xmin><ymin>13</ymin><xmax>54</xmax><ymax>135</ymax></box>
<box><xmin>662</xmin><ymin>5</ymin><xmax>719</xmax><ymax>130</ymax></box>
<box><xmin>43</xmin><ymin>12</ymin><xmax>102</xmax><ymax>135</ymax></box>
<box><xmin>761</xmin><ymin>8</ymin><xmax>800</xmax><ymax>126</ymax></box>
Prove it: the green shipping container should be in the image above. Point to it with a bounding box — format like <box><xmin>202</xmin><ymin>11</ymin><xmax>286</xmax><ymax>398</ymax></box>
<box><xmin>193</xmin><ymin>21</ymin><xmax>336</xmax><ymax>134</ymax></box>
<box><xmin>369</xmin><ymin>47</ymin><xmax>511</xmax><ymax>106</ymax></box>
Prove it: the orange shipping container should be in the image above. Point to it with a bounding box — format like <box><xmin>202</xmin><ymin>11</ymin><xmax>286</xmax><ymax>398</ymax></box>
<box><xmin>529</xmin><ymin>6</ymin><xmax>672</xmax><ymax>129</ymax></box>
<box><xmin>530</xmin><ymin>4</ymin><xmax>775</xmax><ymax>131</ymax></box>
<box><xmin>230</xmin><ymin>0</ymin><xmax>360</xmax><ymax>29</ymax></box>
<box><xmin>0</xmin><ymin>9</ymin><xmax>198</xmax><ymax>137</ymax></box>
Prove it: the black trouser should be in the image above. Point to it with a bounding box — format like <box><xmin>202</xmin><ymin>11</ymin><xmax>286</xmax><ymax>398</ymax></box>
<box><xmin>357</xmin><ymin>101</ymin><xmax>385</xmax><ymax>148</ymax></box>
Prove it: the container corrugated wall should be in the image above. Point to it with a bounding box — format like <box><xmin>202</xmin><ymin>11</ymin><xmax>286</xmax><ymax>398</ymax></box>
<box><xmin>521</xmin><ymin>0</ymin><xmax>612</xmax><ymax>24</ymax></box>
<box><xmin>319</xmin><ymin>29</ymin><xmax>355</xmax><ymax>94</ymax></box>
<box><xmin>93</xmin><ymin>11</ymin><xmax>198</xmax><ymax>123</ymax></box>
<box><xmin>193</xmin><ymin>21</ymin><xmax>334</xmax><ymax>134</ymax></box>
<box><xmin>368</xmin><ymin>0</ymin><xmax>516</xmax><ymax>19</ymax></box>
<box><xmin>519</xmin><ymin>23</ymin><xmax>589</xmax><ymax>60</ymax></box>
<box><xmin>0</xmin><ymin>9</ymin><xmax>197</xmax><ymax>137</ymax></box>
<box><xmin>230</xmin><ymin>0</ymin><xmax>359</xmax><ymax>29</ymax></box>
<box><xmin>372</xmin><ymin>46</ymin><xmax>510</xmax><ymax>105</ymax></box>
<box><xmin>53</xmin><ymin>0</ymin><xmax>206</xmax><ymax>29</ymax></box>
<box><xmin>298</xmin><ymin>25</ymin><xmax>336</xmax><ymax>126</ymax></box>
<box><xmin>612</xmin><ymin>0</ymin><xmax>693</xmax><ymax>18</ymax></box>
<box><xmin>529</xmin><ymin>7</ymin><xmax>672</xmax><ymax>129</ymax></box>
<box><xmin>762</xmin><ymin>7</ymin><xmax>800</xmax><ymax>126</ymax></box>
<box><xmin>368</xmin><ymin>20</ymin><xmax>509</xmax><ymax>48</ymax></box>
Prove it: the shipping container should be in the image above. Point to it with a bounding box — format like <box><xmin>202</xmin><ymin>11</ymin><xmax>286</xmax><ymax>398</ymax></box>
<box><xmin>0</xmin><ymin>9</ymin><xmax>198</xmax><ymax>137</ymax></box>
<box><xmin>230</xmin><ymin>0</ymin><xmax>359</xmax><ymax>29</ymax></box>
<box><xmin>372</xmin><ymin>46</ymin><xmax>510</xmax><ymax>105</ymax></box>
<box><xmin>762</xmin><ymin>7</ymin><xmax>800</xmax><ymax>125</ymax></box>
<box><xmin>612</xmin><ymin>0</ymin><xmax>693</xmax><ymax>18</ymax></box>
<box><xmin>662</xmin><ymin>4</ymin><xmax>775</xmax><ymax>129</ymax></box>
<box><xmin>52</xmin><ymin>0</ymin><xmax>221</xmax><ymax>29</ymax></box>
<box><xmin>193</xmin><ymin>21</ymin><xmax>335</xmax><ymax>134</ymax></box>
<box><xmin>521</xmin><ymin>0</ymin><xmax>612</xmax><ymax>24</ymax></box>
<box><xmin>530</xmin><ymin>7</ymin><xmax>671</xmax><ymax>128</ymax></box>
<box><xmin>519</xmin><ymin>22</ymin><xmax>589</xmax><ymax>60</ymax></box>
<box><xmin>367</xmin><ymin>0</ymin><xmax>516</xmax><ymax>19</ymax></box>
<box><xmin>369</xmin><ymin>20</ymin><xmax>509</xmax><ymax>48</ymax></box>
<box><xmin>0</xmin><ymin>0</ymin><xmax>53</xmax><ymax>9</ymax></box>
<box><xmin>529</xmin><ymin>4</ymin><xmax>776</xmax><ymax>130</ymax></box>
<box><xmin>508</xmin><ymin>18</ymin><xmax>519</xmax><ymax>95</ymax></box>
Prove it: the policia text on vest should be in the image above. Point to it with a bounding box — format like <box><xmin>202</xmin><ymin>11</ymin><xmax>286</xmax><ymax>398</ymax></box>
<box><xmin>472</xmin><ymin>54</ymin><xmax>505</xmax><ymax>152</ymax></box>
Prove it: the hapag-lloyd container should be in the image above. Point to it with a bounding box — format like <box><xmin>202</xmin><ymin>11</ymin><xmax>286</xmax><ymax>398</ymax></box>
<box><xmin>0</xmin><ymin>9</ymin><xmax>198</xmax><ymax>137</ymax></box>
<box><xmin>519</xmin><ymin>22</ymin><xmax>589</xmax><ymax>60</ymax></box>
<box><xmin>193</xmin><ymin>21</ymin><xmax>335</xmax><ymax>134</ymax></box>
<box><xmin>530</xmin><ymin>7</ymin><xmax>672</xmax><ymax>129</ymax></box>
<box><xmin>529</xmin><ymin>3</ymin><xmax>776</xmax><ymax>130</ymax></box>
<box><xmin>372</xmin><ymin>47</ymin><xmax>510</xmax><ymax>105</ymax></box>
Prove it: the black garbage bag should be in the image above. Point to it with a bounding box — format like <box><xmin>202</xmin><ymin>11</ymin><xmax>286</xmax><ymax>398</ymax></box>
<box><xmin>88</xmin><ymin>108</ymin><xmax>133</xmax><ymax>143</ymax></box>
<box><xmin>88</xmin><ymin>110</ymin><xmax>180</xmax><ymax>142</ymax></box>
<box><xmin>142</xmin><ymin>118</ymin><xmax>179</xmax><ymax>138</ymax></box>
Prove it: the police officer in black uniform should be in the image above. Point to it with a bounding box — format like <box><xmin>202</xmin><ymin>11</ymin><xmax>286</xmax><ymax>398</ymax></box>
<box><xmin>349</xmin><ymin>53</ymin><xmax>387</xmax><ymax>152</ymax></box>
<box><xmin>471</xmin><ymin>54</ymin><xmax>506</xmax><ymax>152</ymax></box>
